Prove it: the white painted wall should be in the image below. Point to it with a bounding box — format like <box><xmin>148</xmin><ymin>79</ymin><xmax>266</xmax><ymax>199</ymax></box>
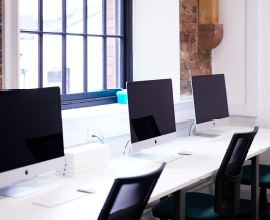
<box><xmin>213</xmin><ymin>0</ymin><xmax>270</xmax><ymax>165</ymax></box>
<box><xmin>256</xmin><ymin>0</ymin><xmax>270</xmax><ymax>129</ymax></box>
<box><xmin>133</xmin><ymin>0</ymin><xmax>181</xmax><ymax>103</ymax></box>
<box><xmin>212</xmin><ymin>0</ymin><xmax>246</xmax><ymax>106</ymax></box>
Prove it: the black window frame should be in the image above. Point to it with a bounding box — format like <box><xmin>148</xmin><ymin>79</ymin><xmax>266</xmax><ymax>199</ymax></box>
<box><xmin>20</xmin><ymin>0</ymin><xmax>133</xmax><ymax>110</ymax></box>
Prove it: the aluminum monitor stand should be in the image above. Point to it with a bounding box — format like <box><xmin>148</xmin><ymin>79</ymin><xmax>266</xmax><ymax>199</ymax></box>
<box><xmin>190</xmin><ymin>118</ymin><xmax>230</xmax><ymax>138</ymax></box>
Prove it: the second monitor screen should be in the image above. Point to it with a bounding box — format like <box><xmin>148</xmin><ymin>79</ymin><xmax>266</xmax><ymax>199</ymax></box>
<box><xmin>192</xmin><ymin>74</ymin><xmax>229</xmax><ymax>124</ymax></box>
<box><xmin>127</xmin><ymin>79</ymin><xmax>176</xmax><ymax>144</ymax></box>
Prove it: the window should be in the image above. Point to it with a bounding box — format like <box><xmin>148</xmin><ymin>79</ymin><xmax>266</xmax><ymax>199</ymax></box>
<box><xmin>19</xmin><ymin>0</ymin><xmax>132</xmax><ymax>109</ymax></box>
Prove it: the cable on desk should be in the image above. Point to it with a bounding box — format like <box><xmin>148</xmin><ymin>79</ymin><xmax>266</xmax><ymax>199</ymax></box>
<box><xmin>92</xmin><ymin>135</ymin><xmax>104</xmax><ymax>144</ymax></box>
<box><xmin>123</xmin><ymin>140</ymin><xmax>130</xmax><ymax>155</ymax></box>
<box><xmin>189</xmin><ymin>122</ymin><xmax>194</xmax><ymax>136</ymax></box>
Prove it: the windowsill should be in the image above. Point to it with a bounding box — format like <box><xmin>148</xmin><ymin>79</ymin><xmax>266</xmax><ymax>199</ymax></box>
<box><xmin>61</xmin><ymin>99</ymin><xmax>194</xmax><ymax>147</ymax></box>
<box><xmin>62</xmin><ymin>99</ymin><xmax>194</xmax><ymax>126</ymax></box>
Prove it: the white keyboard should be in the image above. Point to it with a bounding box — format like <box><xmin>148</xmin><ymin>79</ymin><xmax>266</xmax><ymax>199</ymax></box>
<box><xmin>151</xmin><ymin>154</ymin><xmax>183</xmax><ymax>163</ymax></box>
<box><xmin>33</xmin><ymin>191</ymin><xmax>87</xmax><ymax>208</ymax></box>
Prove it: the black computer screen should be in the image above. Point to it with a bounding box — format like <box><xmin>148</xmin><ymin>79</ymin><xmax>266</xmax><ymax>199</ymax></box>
<box><xmin>191</xmin><ymin>74</ymin><xmax>229</xmax><ymax>124</ymax></box>
<box><xmin>0</xmin><ymin>87</ymin><xmax>64</xmax><ymax>173</ymax></box>
<box><xmin>127</xmin><ymin>79</ymin><xmax>176</xmax><ymax>144</ymax></box>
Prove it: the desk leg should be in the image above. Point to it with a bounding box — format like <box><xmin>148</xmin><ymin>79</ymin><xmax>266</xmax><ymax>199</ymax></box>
<box><xmin>251</xmin><ymin>155</ymin><xmax>259</xmax><ymax>220</ymax></box>
<box><xmin>173</xmin><ymin>189</ymin><xmax>186</xmax><ymax>220</ymax></box>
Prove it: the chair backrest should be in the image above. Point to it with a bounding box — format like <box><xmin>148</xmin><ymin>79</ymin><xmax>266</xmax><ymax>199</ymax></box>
<box><xmin>214</xmin><ymin>126</ymin><xmax>259</xmax><ymax>216</ymax></box>
<box><xmin>98</xmin><ymin>163</ymin><xmax>166</xmax><ymax>220</ymax></box>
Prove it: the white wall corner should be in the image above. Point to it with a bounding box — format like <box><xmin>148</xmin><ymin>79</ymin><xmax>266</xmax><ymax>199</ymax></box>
<box><xmin>228</xmin><ymin>105</ymin><xmax>243</xmax><ymax>116</ymax></box>
<box><xmin>244</xmin><ymin>0</ymin><xmax>258</xmax><ymax>117</ymax></box>
<box><xmin>243</xmin><ymin>103</ymin><xmax>258</xmax><ymax>117</ymax></box>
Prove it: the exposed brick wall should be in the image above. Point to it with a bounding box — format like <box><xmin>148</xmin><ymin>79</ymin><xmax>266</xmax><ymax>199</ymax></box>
<box><xmin>180</xmin><ymin>0</ymin><xmax>212</xmax><ymax>97</ymax></box>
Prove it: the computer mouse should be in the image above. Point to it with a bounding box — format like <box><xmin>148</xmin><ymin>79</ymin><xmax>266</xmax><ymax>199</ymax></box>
<box><xmin>177</xmin><ymin>151</ymin><xmax>192</xmax><ymax>155</ymax></box>
<box><xmin>77</xmin><ymin>186</ymin><xmax>96</xmax><ymax>193</ymax></box>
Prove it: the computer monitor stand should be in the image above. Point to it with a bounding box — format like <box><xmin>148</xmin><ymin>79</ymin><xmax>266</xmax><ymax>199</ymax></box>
<box><xmin>0</xmin><ymin>176</ymin><xmax>57</xmax><ymax>198</ymax></box>
<box><xmin>129</xmin><ymin>152</ymin><xmax>162</xmax><ymax>160</ymax></box>
<box><xmin>0</xmin><ymin>184</ymin><xmax>41</xmax><ymax>198</ymax></box>
<box><xmin>190</xmin><ymin>122</ymin><xmax>222</xmax><ymax>138</ymax></box>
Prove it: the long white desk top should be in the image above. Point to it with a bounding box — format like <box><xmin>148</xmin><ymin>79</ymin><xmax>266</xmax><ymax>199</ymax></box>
<box><xmin>0</xmin><ymin>126</ymin><xmax>269</xmax><ymax>220</ymax></box>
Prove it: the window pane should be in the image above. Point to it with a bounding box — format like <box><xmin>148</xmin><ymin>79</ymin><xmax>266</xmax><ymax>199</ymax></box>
<box><xmin>20</xmin><ymin>0</ymin><xmax>38</xmax><ymax>30</ymax></box>
<box><xmin>107</xmin><ymin>0</ymin><xmax>121</xmax><ymax>35</ymax></box>
<box><xmin>43</xmin><ymin>0</ymin><xmax>62</xmax><ymax>32</ymax></box>
<box><xmin>88</xmin><ymin>37</ymin><xmax>103</xmax><ymax>91</ymax></box>
<box><xmin>88</xmin><ymin>0</ymin><xmax>103</xmax><ymax>35</ymax></box>
<box><xmin>107</xmin><ymin>38</ymin><xmax>121</xmax><ymax>89</ymax></box>
<box><xmin>43</xmin><ymin>35</ymin><xmax>62</xmax><ymax>91</ymax></box>
<box><xmin>20</xmin><ymin>34</ymin><xmax>38</xmax><ymax>89</ymax></box>
<box><xmin>66</xmin><ymin>36</ymin><xmax>83</xmax><ymax>93</ymax></box>
<box><xmin>67</xmin><ymin>0</ymin><xmax>83</xmax><ymax>33</ymax></box>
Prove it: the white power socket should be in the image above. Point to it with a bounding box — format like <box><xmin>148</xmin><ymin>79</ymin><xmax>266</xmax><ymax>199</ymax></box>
<box><xmin>88</xmin><ymin>127</ymin><xmax>99</xmax><ymax>142</ymax></box>
<box><xmin>98</xmin><ymin>126</ymin><xmax>112</xmax><ymax>138</ymax></box>
<box><xmin>98</xmin><ymin>121</ymin><xmax>130</xmax><ymax>138</ymax></box>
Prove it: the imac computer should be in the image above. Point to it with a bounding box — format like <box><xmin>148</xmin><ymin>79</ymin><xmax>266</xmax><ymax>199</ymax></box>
<box><xmin>191</xmin><ymin>74</ymin><xmax>229</xmax><ymax>134</ymax></box>
<box><xmin>0</xmin><ymin>87</ymin><xmax>65</xmax><ymax>197</ymax></box>
<box><xmin>127</xmin><ymin>79</ymin><xmax>176</xmax><ymax>154</ymax></box>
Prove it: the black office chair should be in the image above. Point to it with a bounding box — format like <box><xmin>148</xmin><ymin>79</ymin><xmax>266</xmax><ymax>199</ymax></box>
<box><xmin>98</xmin><ymin>163</ymin><xmax>166</xmax><ymax>220</ymax></box>
<box><xmin>241</xmin><ymin>164</ymin><xmax>270</xmax><ymax>218</ymax></box>
<box><xmin>152</xmin><ymin>127</ymin><xmax>259</xmax><ymax>220</ymax></box>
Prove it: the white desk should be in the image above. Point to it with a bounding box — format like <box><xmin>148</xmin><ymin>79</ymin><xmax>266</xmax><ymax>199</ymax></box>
<box><xmin>0</xmin><ymin>126</ymin><xmax>268</xmax><ymax>220</ymax></box>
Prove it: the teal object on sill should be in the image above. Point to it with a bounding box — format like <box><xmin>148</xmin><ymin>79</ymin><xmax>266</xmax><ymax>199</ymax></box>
<box><xmin>116</xmin><ymin>90</ymin><xmax>127</xmax><ymax>104</ymax></box>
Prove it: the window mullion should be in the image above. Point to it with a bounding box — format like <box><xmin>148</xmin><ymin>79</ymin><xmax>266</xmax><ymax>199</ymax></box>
<box><xmin>38</xmin><ymin>0</ymin><xmax>43</xmax><ymax>88</ymax></box>
<box><xmin>102</xmin><ymin>0</ymin><xmax>107</xmax><ymax>90</ymax></box>
<box><xmin>62</xmin><ymin>0</ymin><xmax>67</xmax><ymax>94</ymax></box>
<box><xmin>83</xmin><ymin>0</ymin><xmax>88</xmax><ymax>92</ymax></box>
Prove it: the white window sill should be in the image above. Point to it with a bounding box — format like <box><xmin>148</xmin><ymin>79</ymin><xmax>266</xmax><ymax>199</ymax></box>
<box><xmin>61</xmin><ymin>100</ymin><xmax>194</xmax><ymax>147</ymax></box>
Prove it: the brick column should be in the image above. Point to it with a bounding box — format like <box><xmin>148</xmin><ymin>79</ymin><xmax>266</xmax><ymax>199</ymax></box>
<box><xmin>180</xmin><ymin>0</ymin><xmax>212</xmax><ymax>98</ymax></box>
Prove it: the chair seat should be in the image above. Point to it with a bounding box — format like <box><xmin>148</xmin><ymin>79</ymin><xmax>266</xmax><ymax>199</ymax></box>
<box><xmin>152</xmin><ymin>192</ymin><xmax>222</xmax><ymax>220</ymax></box>
<box><xmin>242</xmin><ymin>165</ymin><xmax>270</xmax><ymax>187</ymax></box>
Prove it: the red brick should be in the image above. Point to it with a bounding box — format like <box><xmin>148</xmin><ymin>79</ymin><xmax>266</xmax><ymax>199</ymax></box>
<box><xmin>180</xmin><ymin>70</ymin><xmax>190</xmax><ymax>80</ymax></box>
<box><xmin>190</xmin><ymin>61</ymin><xmax>197</xmax><ymax>69</ymax></box>
<box><xmin>180</xmin><ymin>24</ymin><xmax>185</xmax><ymax>32</ymax></box>
<box><xmin>180</xmin><ymin>14</ymin><xmax>189</xmax><ymax>23</ymax></box>
<box><xmin>192</xmin><ymin>52</ymin><xmax>203</xmax><ymax>59</ymax></box>
<box><xmin>186</xmin><ymin>24</ymin><xmax>195</xmax><ymax>33</ymax></box>
<box><xmin>190</xmin><ymin>70</ymin><xmax>200</xmax><ymax>76</ymax></box>
<box><xmin>196</xmin><ymin>61</ymin><xmax>206</xmax><ymax>69</ymax></box>
<box><xmin>180</xmin><ymin>32</ymin><xmax>189</xmax><ymax>42</ymax></box>
<box><xmin>206</xmin><ymin>61</ymin><xmax>212</xmax><ymax>69</ymax></box>
<box><xmin>192</xmin><ymin>5</ymin><xmax>198</xmax><ymax>14</ymax></box>
<box><xmin>180</xmin><ymin>0</ymin><xmax>189</xmax><ymax>3</ymax></box>
<box><xmin>190</xmin><ymin>0</ymin><xmax>198</xmax><ymax>5</ymax></box>
<box><xmin>201</xmin><ymin>69</ymin><xmax>212</xmax><ymax>75</ymax></box>
<box><xmin>201</xmin><ymin>51</ymin><xmax>211</xmax><ymax>59</ymax></box>
<box><xmin>180</xmin><ymin>61</ymin><xmax>186</xmax><ymax>70</ymax></box>
<box><xmin>185</xmin><ymin>5</ymin><xmax>192</xmax><ymax>13</ymax></box>
<box><xmin>180</xmin><ymin>3</ymin><xmax>186</xmax><ymax>13</ymax></box>
<box><xmin>180</xmin><ymin>80</ymin><xmax>189</xmax><ymax>90</ymax></box>
<box><xmin>180</xmin><ymin>52</ymin><xmax>190</xmax><ymax>59</ymax></box>
<box><xmin>188</xmin><ymin>43</ymin><xmax>196</xmax><ymax>52</ymax></box>
<box><xmin>190</xmin><ymin>34</ymin><xmax>196</xmax><ymax>43</ymax></box>
<box><xmin>190</xmin><ymin>14</ymin><xmax>198</xmax><ymax>23</ymax></box>
<box><xmin>181</xmin><ymin>43</ymin><xmax>188</xmax><ymax>51</ymax></box>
